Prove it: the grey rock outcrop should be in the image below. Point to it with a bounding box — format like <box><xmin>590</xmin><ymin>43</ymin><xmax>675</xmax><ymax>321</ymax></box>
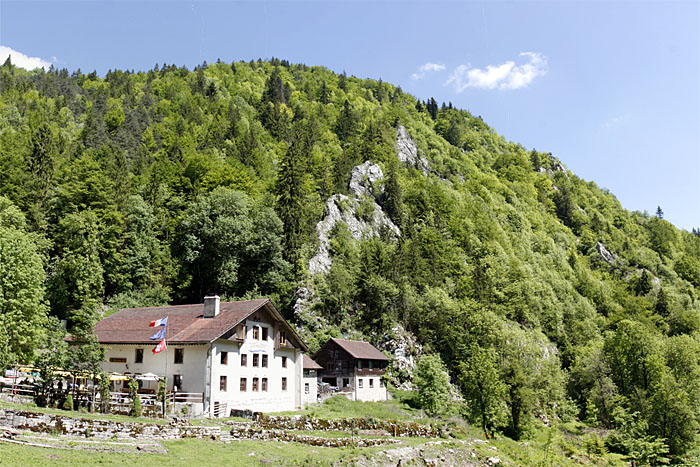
<box><xmin>308</xmin><ymin>162</ymin><xmax>400</xmax><ymax>276</ymax></box>
<box><xmin>349</xmin><ymin>161</ymin><xmax>384</xmax><ymax>198</ymax></box>
<box><xmin>380</xmin><ymin>325</ymin><xmax>422</xmax><ymax>391</ymax></box>
<box><xmin>396</xmin><ymin>126</ymin><xmax>429</xmax><ymax>174</ymax></box>
<box><xmin>596</xmin><ymin>242</ymin><xmax>618</xmax><ymax>266</ymax></box>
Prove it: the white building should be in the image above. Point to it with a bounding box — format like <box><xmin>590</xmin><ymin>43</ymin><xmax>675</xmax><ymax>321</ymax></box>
<box><xmin>302</xmin><ymin>354</ymin><xmax>322</xmax><ymax>406</ymax></box>
<box><xmin>95</xmin><ymin>296</ymin><xmax>311</xmax><ymax>416</ymax></box>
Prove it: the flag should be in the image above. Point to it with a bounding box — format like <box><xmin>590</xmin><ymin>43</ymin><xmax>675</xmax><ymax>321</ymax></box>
<box><xmin>149</xmin><ymin>316</ymin><xmax>168</xmax><ymax>327</ymax></box>
<box><xmin>152</xmin><ymin>339</ymin><xmax>166</xmax><ymax>354</ymax></box>
<box><xmin>150</xmin><ymin>328</ymin><xmax>165</xmax><ymax>340</ymax></box>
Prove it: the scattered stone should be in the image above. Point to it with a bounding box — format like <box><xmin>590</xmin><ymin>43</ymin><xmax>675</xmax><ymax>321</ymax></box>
<box><xmin>487</xmin><ymin>456</ymin><xmax>501</xmax><ymax>465</ymax></box>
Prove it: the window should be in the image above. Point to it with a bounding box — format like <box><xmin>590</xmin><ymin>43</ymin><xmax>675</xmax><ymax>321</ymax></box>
<box><xmin>236</xmin><ymin>324</ymin><xmax>245</xmax><ymax>340</ymax></box>
<box><xmin>328</xmin><ymin>350</ymin><xmax>333</xmax><ymax>359</ymax></box>
<box><xmin>262</xmin><ymin>355</ymin><xmax>268</xmax><ymax>368</ymax></box>
<box><xmin>304</xmin><ymin>383</ymin><xmax>309</xmax><ymax>394</ymax></box>
<box><xmin>282</xmin><ymin>377</ymin><xmax>287</xmax><ymax>391</ymax></box>
<box><xmin>220</xmin><ymin>376</ymin><xmax>227</xmax><ymax>392</ymax></box>
<box><xmin>173</xmin><ymin>374</ymin><xmax>182</xmax><ymax>391</ymax></box>
<box><xmin>343</xmin><ymin>378</ymin><xmax>350</xmax><ymax>388</ymax></box>
<box><xmin>253</xmin><ymin>354</ymin><xmax>259</xmax><ymax>367</ymax></box>
<box><xmin>241</xmin><ymin>354</ymin><xmax>247</xmax><ymax>367</ymax></box>
<box><xmin>369</xmin><ymin>378</ymin><xmax>374</xmax><ymax>388</ymax></box>
<box><xmin>261</xmin><ymin>327</ymin><xmax>268</xmax><ymax>341</ymax></box>
<box><xmin>379</xmin><ymin>379</ymin><xmax>385</xmax><ymax>388</ymax></box>
<box><xmin>358</xmin><ymin>379</ymin><xmax>363</xmax><ymax>388</ymax></box>
<box><xmin>357</xmin><ymin>359</ymin><xmax>363</xmax><ymax>369</ymax></box>
<box><xmin>280</xmin><ymin>331</ymin><xmax>288</xmax><ymax>346</ymax></box>
<box><xmin>221</xmin><ymin>351</ymin><xmax>228</xmax><ymax>365</ymax></box>
<box><xmin>282</xmin><ymin>356</ymin><xmax>287</xmax><ymax>368</ymax></box>
<box><xmin>253</xmin><ymin>326</ymin><xmax>260</xmax><ymax>340</ymax></box>
<box><xmin>134</xmin><ymin>348</ymin><xmax>143</xmax><ymax>364</ymax></box>
<box><xmin>252</xmin><ymin>377</ymin><xmax>259</xmax><ymax>391</ymax></box>
<box><xmin>262</xmin><ymin>378</ymin><xmax>268</xmax><ymax>392</ymax></box>
<box><xmin>240</xmin><ymin>378</ymin><xmax>247</xmax><ymax>392</ymax></box>
<box><xmin>369</xmin><ymin>360</ymin><xmax>374</xmax><ymax>370</ymax></box>
<box><xmin>174</xmin><ymin>348</ymin><xmax>184</xmax><ymax>364</ymax></box>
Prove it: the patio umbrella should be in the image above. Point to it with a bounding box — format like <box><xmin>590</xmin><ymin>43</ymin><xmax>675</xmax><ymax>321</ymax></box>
<box><xmin>136</xmin><ymin>372</ymin><xmax>160</xmax><ymax>381</ymax></box>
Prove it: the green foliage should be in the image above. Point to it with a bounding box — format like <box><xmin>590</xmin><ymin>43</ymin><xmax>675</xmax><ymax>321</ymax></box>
<box><xmin>413</xmin><ymin>354</ymin><xmax>451</xmax><ymax>416</ymax></box>
<box><xmin>0</xmin><ymin>59</ymin><xmax>699</xmax><ymax>461</ymax></box>
<box><xmin>128</xmin><ymin>378</ymin><xmax>142</xmax><ymax>417</ymax></box>
<box><xmin>0</xmin><ymin>197</ymin><xmax>49</xmax><ymax>366</ymax></box>
<box><xmin>458</xmin><ymin>345</ymin><xmax>506</xmax><ymax>438</ymax></box>
<box><xmin>98</xmin><ymin>373</ymin><xmax>111</xmax><ymax>413</ymax></box>
<box><xmin>63</xmin><ymin>394</ymin><xmax>74</xmax><ymax>411</ymax></box>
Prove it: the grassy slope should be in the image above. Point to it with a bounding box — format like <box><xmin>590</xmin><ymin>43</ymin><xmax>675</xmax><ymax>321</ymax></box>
<box><xmin>0</xmin><ymin>399</ymin><xmax>632</xmax><ymax>466</ymax></box>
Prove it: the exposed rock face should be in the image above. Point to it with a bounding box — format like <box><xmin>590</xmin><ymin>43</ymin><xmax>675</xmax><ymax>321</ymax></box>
<box><xmin>308</xmin><ymin>162</ymin><xmax>400</xmax><ymax>276</ymax></box>
<box><xmin>396</xmin><ymin>126</ymin><xmax>429</xmax><ymax>174</ymax></box>
<box><xmin>380</xmin><ymin>325</ymin><xmax>422</xmax><ymax>390</ymax></box>
<box><xmin>596</xmin><ymin>242</ymin><xmax>618</xmax><ymax>266</ymax></box>
<box><xmin>349</xmin><ymin>161</ymin><xmax>384</xmax><ymax>198</ymax></box>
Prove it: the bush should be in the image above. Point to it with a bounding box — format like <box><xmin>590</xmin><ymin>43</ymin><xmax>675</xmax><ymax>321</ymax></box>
<box><xmin>128</xmin><ymin>378</ymin><xmax>142</xmax><ymax>417</ymax></box>
<box><xmin>414</xmin><ymin>354</ymin><xmax>450</xmax><ymax>416</ymax></box>
<box><xmin>62</xmin><ymin>394</ymin><xmax>74</xmax><ymax>411</ymax></box>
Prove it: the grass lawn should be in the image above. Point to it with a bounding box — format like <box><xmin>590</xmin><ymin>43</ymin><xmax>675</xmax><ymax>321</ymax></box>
<box><xmin>0</xmin><ymin>437</ymin><xmax>397</xmax><ymax>466</ymax></box>
<box><xmin>270</xmin><ymin>394</ymin><xmax>426</xmax><ymax>422</ymax></box>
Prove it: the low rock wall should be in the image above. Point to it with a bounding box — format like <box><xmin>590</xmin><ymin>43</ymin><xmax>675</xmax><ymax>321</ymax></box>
<box><xmin>0</xmin><ymin>409</ymin><xmax>220</xmax><ymax>440</ymax></box>
<box><xmin>253</xmin><ymin>415</ymin><xmax>441</xmax><ymax>438</ymax></box>
<box><xmin>230</xmin><ymin>425</ymin><xmax>399</xmax><ymax>447</ymax></box>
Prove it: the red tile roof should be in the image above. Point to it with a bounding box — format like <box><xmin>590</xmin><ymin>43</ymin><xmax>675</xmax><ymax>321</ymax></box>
<box><xmin>303</xmin><ymin>354</ymin><xmax>323</xmax><ymax>370</ymax></box>
<box><xmin>95</xmin><ymin>299</ymin><xmax>307</xmax><ymax>351</ymax></box>
<box><xmin>328</xmin><ymin>338</ymin><xmax>389</xmax><ymax>361</ymax></box>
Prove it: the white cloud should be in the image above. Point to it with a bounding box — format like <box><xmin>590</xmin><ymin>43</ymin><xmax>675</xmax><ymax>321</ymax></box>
<box><xmin>0</xmin><ymin>46</ymin><xmax>52</xmax><ymax>70</ymax></box>
<box><xmin>445</xmin><ymin>52</ymin><xmax>548</xmax><ymax>91</ymax></box>
<box><xmin>411</xmin><ymin>62</ymin><xmax>447</xmax><ymax>80</ymax></box>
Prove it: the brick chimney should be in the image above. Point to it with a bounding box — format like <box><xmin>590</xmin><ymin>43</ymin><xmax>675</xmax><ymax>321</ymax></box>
<box><xmin>203</xmin><ymin>294</ymin><xmax>220</xmax><ymax>318</ymax></box>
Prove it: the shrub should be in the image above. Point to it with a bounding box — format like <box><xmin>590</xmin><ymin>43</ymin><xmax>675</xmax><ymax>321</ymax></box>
<box><xmin>63</xmin><ymin>394</ymin><xmax>74</xmax><ymax>411</ymax></box>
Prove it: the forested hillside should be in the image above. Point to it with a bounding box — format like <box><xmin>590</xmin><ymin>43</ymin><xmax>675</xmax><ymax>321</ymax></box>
<box><xmin>1</xmin><ymin>57</ymin><xmax>699</xmax><ymax>461</ymax></box>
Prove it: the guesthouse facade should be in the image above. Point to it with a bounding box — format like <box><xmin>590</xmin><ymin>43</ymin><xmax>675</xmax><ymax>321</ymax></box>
<box><xmin>96</xmin><ymin>296</ymin><xmax>308</xmax><ymax>416</ymax></box>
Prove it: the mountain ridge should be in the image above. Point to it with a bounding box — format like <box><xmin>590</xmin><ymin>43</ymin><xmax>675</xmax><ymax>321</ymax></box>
<box><xmin>0</xmin><ymin>57</ymin><xmax>699</xmax><ymax>459</ymax></box>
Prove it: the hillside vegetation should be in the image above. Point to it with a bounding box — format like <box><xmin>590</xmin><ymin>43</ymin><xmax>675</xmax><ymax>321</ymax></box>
<box><xmin>1</xmin><ymin>57</ymin><xmax>699</xmax><ymax>462</ymax></box>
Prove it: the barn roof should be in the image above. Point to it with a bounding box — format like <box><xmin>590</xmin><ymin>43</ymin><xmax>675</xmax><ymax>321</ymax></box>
<box><xmin>95</xmin><ymin>299</ymin><xmax>307</xmax><ymax>351</ymax></box>
<box><xmin>326</xmin><ymin>338</ymin><xmax>389</xmax><ymax>361</ymax></box>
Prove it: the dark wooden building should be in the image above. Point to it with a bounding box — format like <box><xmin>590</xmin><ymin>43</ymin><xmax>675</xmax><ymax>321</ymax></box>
<box><xmin>313</xmin><ymin>338</ymin><xmax>389</xmax><ymax>401</ymax></box>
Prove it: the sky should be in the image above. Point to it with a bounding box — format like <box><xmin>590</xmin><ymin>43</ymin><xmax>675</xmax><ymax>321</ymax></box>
<box><xmin>1</xmin><ymin>1</ymin><xmax>698</xmax><ymax>230</ymax></box>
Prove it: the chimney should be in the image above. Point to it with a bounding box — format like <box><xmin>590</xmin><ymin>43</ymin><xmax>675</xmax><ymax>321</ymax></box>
<box><xmin>203</xmin><ymin>294</ymin><xmax>220</xmax><ymax>318</ymax></box>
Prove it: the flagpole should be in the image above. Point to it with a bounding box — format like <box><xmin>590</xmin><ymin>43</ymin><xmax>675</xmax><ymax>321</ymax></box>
<box><xmin>163</xmin><ymin>317</ymin><xmax>168</xmax><ymax>418</ymax></box>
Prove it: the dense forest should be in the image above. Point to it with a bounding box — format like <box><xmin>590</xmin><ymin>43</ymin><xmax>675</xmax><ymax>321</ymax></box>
<box><xmin>1</xmin><ymin>57</ymin><xmax>699</xmax><ymax>462</ymax></box>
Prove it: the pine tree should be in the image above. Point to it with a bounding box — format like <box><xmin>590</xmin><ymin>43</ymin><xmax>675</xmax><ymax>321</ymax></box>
<box><xmin>275</xmin><ymin>125</ymin><xmax>314</xmax><ymax>276</ymax></box>
<box><xmin>656</xmin><ymin>206</ymin><xmax>664</xmax><ymax>219</ymax></box>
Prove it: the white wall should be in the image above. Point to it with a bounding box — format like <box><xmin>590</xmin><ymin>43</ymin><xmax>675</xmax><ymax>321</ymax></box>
<box><xmin>353</xmin><ymin>374</ymin><xmax>387</xmax><ymax>402</ymax></box>
<box><xmin>101</xmin><ymin>344</ymin><xmax>208</xmax><ymax>394</ymax></box>
<box><xmin>209</xmin><ymin>318</ymin><xmax>299</xmax><ymax>414</ymax></box>
<box><xmin>302</xmin><ymin>370</ymin><xmax>318</xmax><ymax>406</ymax></box>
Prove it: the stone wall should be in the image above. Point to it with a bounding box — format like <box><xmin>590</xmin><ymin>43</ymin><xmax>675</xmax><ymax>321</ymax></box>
<box><xmin>253</xmin><ymin>414</ymin><xmax>441</xmax><ymax>438</ymax></box>
<box><xmin>0</xmin><ymin>409</ymin><xmax>220</xmax><ymax>440</ymax></box>
<box><xmin>229</xmin><ymin>424</ymin><xmax>399</xmax><ymax>447</ymax></box>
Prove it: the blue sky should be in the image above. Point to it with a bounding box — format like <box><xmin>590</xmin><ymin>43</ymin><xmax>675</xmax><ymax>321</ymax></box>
<box><xmin>1</xmin><ymin>1</ymin><xmax>698</xmax><ymax>230</ymax></box>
